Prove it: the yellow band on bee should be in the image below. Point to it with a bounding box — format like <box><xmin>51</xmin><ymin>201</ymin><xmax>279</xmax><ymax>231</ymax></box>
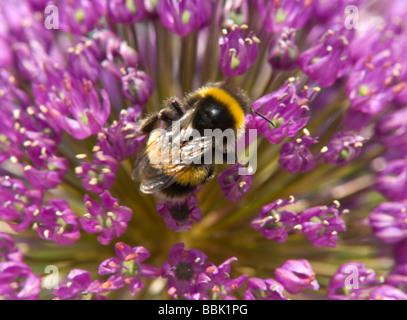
<box><xmin>176</xmin><ymin>167</ymin><xmax>208</xmax><ymax>186</ymax></box>
<box><xmin>197</xmin><ymin>87</ymin><xmax>245</xmax><ymax>130</ymax></box>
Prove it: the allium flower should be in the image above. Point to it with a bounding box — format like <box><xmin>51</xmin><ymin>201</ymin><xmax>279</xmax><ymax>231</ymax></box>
<box><xmin>2</xmin><ymin>0</ymin><xmax>407</xmax><ymax>301</ymax></box>
<box><xmin>121</xmin><ymin>67</ymin><xmax>154</xmax><ymax>105</ymax></box>
<box><xmin>53</xmin><ymin>269</ymin><xmax>105</xmax><ymax>300</ymax></box>
<box><xmin>298</xmin><ymin>204</ymin><xmax>347</xmax><ymax>247</ymax></box>
<box><xmin>52</xmin><ymin>0</ymin><xmax>106</xmax><ymax>35</ymax></box>
<box><xmin>274</xmin><ymin>259</ymin><xmax>319</xmax><ymax>294</ymax></box>
<box><xmin>251</xmin><ymin>78</ymin><xmax>313</xmax><ymax>144</ymax></box>
<box><xmin>268</xmin><ymin>27</ymin><xmax>299</xmax><ymax>71</ymax></box>
<box><xmin>162</xmin><ymin>243</ymin><xmax>211</xmax><ymax>299</ymax></box>
<box><xmin>251</xmin><ymin>197</ymin><xmax>298</xmax><ymax>242</ymax></box>
<box><xmin>219</xmin><ymin>25</ymin><xmax>259</xmax><ymax>77</ymax></box>
<box><xmin>33</xmin><ymin>199</ymin><xmax>81</xmax><ymax>245</ymax></box>
<box><xmin>80</xmin><ymin>191</ymin><xmax>133</xmax><ymax>245</ymax></box>
<box><xmin>0</xmin><ymin>233</ymin><xmax>23</xmax><ymax>262</ymax></box>
<box><xmin>157</xmin><ymin>0</ymin><xmax>212</xmax><ymax>37</ymax></box>
<box><xmin>279</xmin><ymin>130</ymin><xmax>318</xmax><ymax>173</ymax></box>
<box><xmin>156</xmin><ymin>195</ymin><xmax>202</xmax><ymax>232</ymax></box>
<box><xmin>0</xmin><ymin>261</ymin><xmax>41</xmax><ymax>300</ymax></box>
<box><xmin>95</xmin><ymin>242</ymin><xmax>159</xmax><ymax>296</ymax></box>
<box><xmin>369</xmin><ymin>201</ymin><xmax>407</xmax><ymax>244</ymax></box>
<box><xmin>243</xmin><ymin>277</ymin><xmax>286</xmax><ymax>300</ymax></box>
<box><xmin>375</xmin><ymin>159</ymin><xmax>407</xmax><ymax>201</ymax></box>
<box><xmin>256</xmin><ymin>0</ymin><xmax>314</xmax><ymax>34</ymax></box>
<box><xmin>299</xmin><ymin>26</ymin><xmax>353</xmax><ymax>87</ymax></box>
<box><xmin>217</xmin><ymin>164</ymin><xmax>253</xmax><ymax>202</ymax></box>
<box><xmin>107</xmin><ymin>0</ymin><xmax>147</xmax><ymax>24</ymax></box>
<box><xmin>322</xmin><ymin>131</ymin><xmax>366</xmax><ymax>166</ymax></box>
<box><xmin>200</xmin><ymin>257</ymin><xmax>248</xmax><ymax>300</ymax></box>
<box><xmin>325</xmin><ymin>262</ymin><xmax>403</xmax><ymax>300</ymax></box>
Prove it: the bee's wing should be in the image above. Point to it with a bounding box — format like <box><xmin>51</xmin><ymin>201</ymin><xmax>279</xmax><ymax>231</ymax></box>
<box><xmin>132</xmin><ymin>111</ymin><xmax>213</xmax><ymax>194</ymax></box>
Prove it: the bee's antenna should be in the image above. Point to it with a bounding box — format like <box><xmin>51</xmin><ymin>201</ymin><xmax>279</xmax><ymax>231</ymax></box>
<box><xmin>249</xmin><ymin>107</ymin><xmax>276</xmax><ymax>128</ymax></box>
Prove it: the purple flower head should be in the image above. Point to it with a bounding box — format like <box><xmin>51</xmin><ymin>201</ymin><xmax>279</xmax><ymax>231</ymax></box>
<box><xmin>96</xmin><ymin>107</ymin><xmax>145</xmax><ymax>161</ymax></box>
<box><xmin>12</xmin><ymin>40</ymin><xmax>51</xmax><ymax>82</ymax></box>
<box><xmin>313</xmin><ymin>0</ymin><xmax>359</xmax><ymax>22</ymax></box>
<box><xmin>299</xmin><ymin>26</ymin><xmax>353</xmax><ymax>87</ymax></box>
<box><xmin>386</xmin><ymin>264</ymin><xmax>407</xmax><ymax>292</ymax></box>
<box><xmin>0</xmin><ymin>0</ymin><xmax>52</xmax><ymax>46</ymax></box>
<box><xmin>53</xmin><ymin>269</ymin><xmax>104</xmax><ymax>300</ymax></box>
<box><xmin>121</xmin><ymin>67</ymin><xmax>154</xmax><ymax>105</ymax></box>
<box><xmin>34</xmin><ymin>199</ymin><xmax>81</xmax><ymax>245</ymax></box>
<box><xmin>52</xmin><ymin>0</ymin><xmax>106</xmax><ymax>35</ymax></box>
<box><xmin>375</xmin><ymin>108</ymin><xmax>407</xmax><ymax>149</ymax></box>
<box><xmin>243</xmin><ymin>277</ymin><xmax>287</xmax><ymax>300</ymax></box>
<box><xmin>23</xmin><ymin>155</ymin><xmax>69</xmax><ymax>190</ymax></box>
<box><xmin>368</xmin><ymin>285</ymin><xmax>407</xmax><ymax>300</ymax></box>
<box><xmin>369</xmin><ymin>201</ymin><xmax>407</xmax><ymax>244</ymax></box>
<box><xmin>298</xmin><ymin>203</ymin><xmax>347</xmax><ymax>247</ymax></box>
<box><xmin>251</xmin><ymin>197</ymin><xmax>298</xmax><ymax>242</ymax></box>
<box><xmin>75</xmin><ymin>151</ymin><xmax>119</xmax><ymax>194</ymax></box>
<box><xmin>157</xmin><ymin>195</ymin><xmax>202</xmax><ymax>232</ymax></box>
<box><xmin>217</xmin><ymin>164</ymin><xmax>253</xmax><ymax>202</ymax></box>
<box><xmin>327</xmin><ymin>262</ymin><xmax>379</xmax><ymax>300</ymax></box>
<box><xmin>162</xmin><ymin>243</ymin><xmax>212</xmax><ymax>299</ymax></box>
<box><xmin>222</xmin><ymin>0</ymin><xmax>249</xmax><ymax>28</ymax></box>
<box><xmin>80</xmin><ymin>191</ymin><xmax>133</xmax><ymax>245</ymax></box>
<box><xmin>0</xmin><ymin>176</ymin><xmax>42</xmax><ymax>232</ymax></box>
<box><xmin>0</xmin><ymin>72</ymin><xmax>61</xmax><ymax>166</ymax></box>
<box><xmin>346</xmin><ymin>48</ymin><xmax>404</xmax><ymax>115</ymax></box>
<box><xmin>108</xmin><ymin>0</ymin><xmax>147</xmax><ymax>24</ymax></box>
<box><xmin>268</xmin><ymin>27</ymin><xmax>299</xmax><ymax>71</ymax></box>
<box><xmin>195</xmin><ymin>257</ymin><xmax>248</xmax><ymax>300</ymax></box>
<box><xmin>93</xmin><ymin>30</ymin><xmax>139</xmax><ymax>79</ymax></box>
<box><xmin>97</xmin><ymin>242</ymin><xmax>159</xmax><ymax>296</ymax></box>
<box><xmin>0</xmin><ymin>261</ymin><xmax>41</xmax><ymax>300</ymax></box>
<box><xmin>67</xmin><ymin>38</ymin><xmax>103</xmax><ymax>83</ymax></box>
<box><xmin>34</xmin><ymin>70</ymin><xmax>111</xmax><ymax>140</ymax></box>
<box><xmin>274</xmin><ymin>259</ymin><xmax>319</xmax><ymax>294</ymax></box>
<box><xmin>322</xmin><ymin>131</ymin><xmax>366</xmax><ymax>166</ymax></box>
<box><xmin>219</xmin><ymin>25</ymin><xmax>259</xmax><ymax>77</ymax></box>
<box><xmin>251</xmin><ymin>78</ymin><xmax>311</xmax><ymax>144</ymax></box>
<box><xmin>256</xmin><ymin>0</ymin><xmax>315</xmax><ymax>34</ymax></box>
<box><xmin>15</xmin><ymin>126</ymin><xmax>61</xmax><ymax>170</ymax></box>
<box><xmin>157</xmin><ymin>0</ymin><xmax>213</xmax><ymax>37</ymax></box>
<box><xmin>279</xmin><ymin>131</ymin><xmax>318</xmax><ymax>174</ymax></box>
<box><xmin>375</xmin><ymin>159</ymin><xmax>407</xmax><ymax>201</ymax></box>
<box><xmin>0</xmin><ymin>233</ymin><xmax>23</xmax><ymax>262</ymax></box>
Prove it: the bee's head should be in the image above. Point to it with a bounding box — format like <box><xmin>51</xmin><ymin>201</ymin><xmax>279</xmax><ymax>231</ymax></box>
<box><xmin>193</xmin><ymin>98</ymin><xmax>236</xmax><ymax>134</ymax></box>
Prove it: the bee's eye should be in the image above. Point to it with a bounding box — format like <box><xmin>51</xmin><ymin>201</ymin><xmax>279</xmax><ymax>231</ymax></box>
<box><xmin>203</xmin><ymin>105</ymin><xmax>222</xmax><ymax>122</ymax></box>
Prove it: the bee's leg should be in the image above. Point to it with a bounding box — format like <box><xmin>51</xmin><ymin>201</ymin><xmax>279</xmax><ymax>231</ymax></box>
<box><xmin>158</xmin><ymin>98</ymin><xmax>185</xmax><ymax>125</ymax></box>
<box><xmin>138</xmin><ymin>113</ymin><xmax>160</xmax><ymax>134</ymax></box>
<box><xmin>203</xmin><ymin>165</ymin><xmax>216</xmax><ymax>183</ymax></box>
<box><xmin>138</xmin><ymin>98</ymin><xmax>184</xmax><ymax>134</ymax></box>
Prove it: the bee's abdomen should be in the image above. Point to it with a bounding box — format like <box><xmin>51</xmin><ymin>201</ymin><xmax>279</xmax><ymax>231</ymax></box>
<box><xmin>159</xmin><ymin>183</ymin><xmax>199</xmax><ymax>200</ymax></box>
<box><xmin>159</xmin><ymin>165</ymin><xmax>214</xmax><ymax>200</ymax></box>
<box><xmin>174</xmin><ymin>165</ymin><xmax>212</xmax><ymax>186</ymax></box>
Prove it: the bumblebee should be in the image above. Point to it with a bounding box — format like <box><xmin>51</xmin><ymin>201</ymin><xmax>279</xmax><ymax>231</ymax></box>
<box><xmin>132</xmin><ymin>82</ymin><xmax>264</xmax><ymax>201</ymax></box>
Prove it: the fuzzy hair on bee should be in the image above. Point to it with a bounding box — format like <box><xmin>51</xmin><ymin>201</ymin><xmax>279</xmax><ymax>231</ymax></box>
<box><xmin>131</xmin><ymin>82</ymin><xmax>255</xmax><ymax>201</ymax></box>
